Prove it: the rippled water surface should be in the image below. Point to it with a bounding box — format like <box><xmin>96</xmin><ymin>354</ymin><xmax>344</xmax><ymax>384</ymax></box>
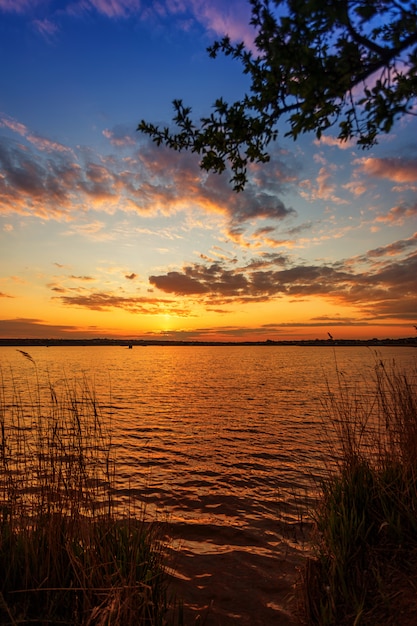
<box><xmin>1</xmin><ymin>345</ymin><xmax>416</xmax><ymax>623</ymax></box>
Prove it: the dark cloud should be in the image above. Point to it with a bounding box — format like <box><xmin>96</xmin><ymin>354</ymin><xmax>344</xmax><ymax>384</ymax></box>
<box><xmin>235</xmin><ymin>193</ymin><xmax>295</xmax><ymax>224</ymax></box>
<box><xmin>125</xmin><ymin>273</ymin><xmax>137</xmax><ymax>280</ymax></box>
<box><xmin>286</xmin><ymin>221</ymin><xmax>314</xmax><ymax>236</ymax></box>
<box><xmin>147</xmin><ymin>248</ymin><xmax>417</xmax><ymax>321</ymax></box>
<box><xmin>0</xmin><ymin>318</ymin><xmax>87</xmax><ymax>338</ymax></box>
<box><xmin>133</xmin><ymin>140</ymin><xmax>297</xmax><ymax>225</ymax></box>
<box><xmin>0</xmin><ymin>138</ymin><xmax>90</xmax><ymax>218</ymax></box>
<box><xmin>149</xmin><ymin>271</ymin><xmax>210</xmax><ymax>295</ymax></box>
<box><xmin>356</xmin><ymin>232</ymin><xmax>417</xmax><ymax>261</ymax></box>
<box><xmin>149</xmin><ymin>261</ymin><xmax>348</xmax><ymax>300</ymax></box>
<box><xmin>53</xmin><ymin>291</ymin><xmax>193</xmax><ymax>317</ymax></box>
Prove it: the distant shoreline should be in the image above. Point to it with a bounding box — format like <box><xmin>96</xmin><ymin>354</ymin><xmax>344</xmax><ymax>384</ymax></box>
<box><xmin>1</xmin><ymin>338</ymin><xmax>416</xmax><ymax>348</ymax></box>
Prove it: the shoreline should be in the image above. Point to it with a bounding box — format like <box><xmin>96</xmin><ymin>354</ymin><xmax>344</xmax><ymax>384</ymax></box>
<box><xmin>1</xmin><ymin>337</ymin><xmax>416</xmax><ymax>348</ymax></box>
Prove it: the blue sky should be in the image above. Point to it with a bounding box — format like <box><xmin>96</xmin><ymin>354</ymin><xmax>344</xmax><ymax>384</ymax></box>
<box><xmin>1</xmin><ymin>0</ymin><xmax>417</xmax><ymax>341</ymax></box>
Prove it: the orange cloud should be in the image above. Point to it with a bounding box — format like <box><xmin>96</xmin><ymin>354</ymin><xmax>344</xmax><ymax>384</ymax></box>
<box><xmin>342</xmin><ymin>180</ymin><xmax>368</xmax><ymax>196</ymax></box>
<box><xmin>0</xmin><ymin>114</ymin><xmax>72</xmax><ymax>154</ymax></box>
<box><xmin>376</xmin><ymin>204</ymin><xmax>417</xmax><ymax>225</ymax></box>
<box><xmin>103</xmin><ymin>128</ymin><xmax>135</xmax><ymax>147</ymax></box>
<box><xmin>300</xmin><ymin>165</ymin><xmax>348</xmax><ymax>205</ymax></box>
<box><xmin>53</xmin><ymin>290</ymin><xmax>193</xmax><ymax>317</ymax></box>
<box><xmin>357</xmin><ymin>157</ymin><xmax>417</xmax><ymax>183</ymax></box>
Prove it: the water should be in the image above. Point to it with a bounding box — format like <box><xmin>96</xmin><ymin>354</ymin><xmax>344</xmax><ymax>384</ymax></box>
<box><xmin>1</xmin><ymin>345</ymin><xmax>416</xmax><ymax>624</ymax></box>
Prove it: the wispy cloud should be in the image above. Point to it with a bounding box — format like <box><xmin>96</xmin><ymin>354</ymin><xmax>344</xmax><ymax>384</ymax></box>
<box><xmin>0</xmin><ymin>0</ymin><xmax>43</xmax><ymax>13</ymax></box>
<box><xmin>32</xmin><ymin>17</ymin><xmax>59</xmax><ymax>40</ymax></box>
<box><xmin>184</xmin><ymin>0</ymin><xmax>254</xmax><ymax>45</ymax></box>
<box><xmin>86</xmin><ymin>0</ymin><xmax>142</xmax><ymax>18</ymax></box>
<box><xmin>0</xmin><ymin>0</ymin><xmax>255</xmax><ymax>45</ymax></box>
<box><xmin>0</xmin><ymin>114</ymin><xmax>73</xmax><ymax>154</ymax></box>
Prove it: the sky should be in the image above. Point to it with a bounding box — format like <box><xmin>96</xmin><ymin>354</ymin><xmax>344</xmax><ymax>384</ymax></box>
<box><xmin>1</xmin><ymin>0</ymin><xmax>417</xmax><ymax>342</ymax></box>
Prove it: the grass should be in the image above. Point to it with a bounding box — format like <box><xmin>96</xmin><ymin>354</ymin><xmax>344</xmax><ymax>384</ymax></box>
<box><xmin>303</xmin><ymin>359</ymin><xmax>417</xmax><ymax>625</ymax></box>
<box><xmin>0</xmin><ymin>353</ymin><xmax>178</xmax><ymax>625</ymax></box>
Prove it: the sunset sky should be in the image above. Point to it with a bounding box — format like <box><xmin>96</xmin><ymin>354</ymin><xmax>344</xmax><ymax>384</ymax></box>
<box><xmin>1</xmin><ymin>0</ymin><xmax>416</xmax><ymax>342</ymax></box>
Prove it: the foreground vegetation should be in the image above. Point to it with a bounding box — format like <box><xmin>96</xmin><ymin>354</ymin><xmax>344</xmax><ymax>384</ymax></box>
<box><xmin>0</xmin><ymin>354</ymin><xmax>176</xmax><ymax>625</ymax></box>
<box><xmin>304</xmin><ymin>360</ymin><xmax>417</xmax><ymax>625</ymax></box>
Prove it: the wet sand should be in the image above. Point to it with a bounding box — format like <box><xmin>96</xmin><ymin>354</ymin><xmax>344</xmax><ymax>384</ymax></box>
<box><xmin>163</xmin><ymin>522</ymin><xmax>309</xmax><ymax>625</ymax></box>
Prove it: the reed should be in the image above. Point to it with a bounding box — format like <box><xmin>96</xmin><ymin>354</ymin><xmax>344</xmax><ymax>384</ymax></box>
<box><xmin>303</xmin><ymin>359</ymin><xmax>417</xmax><ymax>625</ymax></box>
<box><xmin>0</xmin><ymin>355</ymin><xmax>175</xmax><ymax>625</ymax></box>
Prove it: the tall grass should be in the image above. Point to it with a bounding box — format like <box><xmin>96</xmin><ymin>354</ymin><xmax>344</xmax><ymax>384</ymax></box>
<box><xmin>304</xmin><ymin>360</ymin><xmax>417</xmax><ymax>625</ymax></box>
<box><xmin>0</xmin><ymin>355</ymin><xmax>175</xmax><ymax>625</ymax></box>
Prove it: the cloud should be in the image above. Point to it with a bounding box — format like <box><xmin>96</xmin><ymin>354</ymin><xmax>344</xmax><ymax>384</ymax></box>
<box><xmin>150</xmin><ymin>270</ymin><xmax>211</xmax><ymax>295</ymax></box>
<box><xmin>314</xmin><ymin>136</ymin><xmax>354</xmax><ymax>150</ymax></box>
<box><xmin>0</xmin><ymin>114</ymin><xmax>72</xmax><ymax>154</ymax></box>
<box><xmin>0</xmin><ymin>116</ymin><xmax>296</xmax><ymax>228</ymax></box>
<box><xmin>363</xmin><ymin>232</ymin><xmax>417</xmax><ymax>259</ymax></box>
<box><xmin>103</xmin><ymin>127</ymin><xmax>136</xmax><ymax>148</ymax></box>
<box><xmin>86</xmin><ymin>0</ymin><xmax>142</xmax><ymax>18</ymax></box>
<box><xmin>300</xmin><ymin>165</ymin><xmax>348</xmax><ymax>205</ymax></box>
<box><xmin>375</xmin><ymin>203</ymin><xmax>417</xmax><ymax>225</ymax></box>
<box><xmin>0</xmin><ymin>317</ymin><xmax>91</xmax><ymax>338</ymax></box>
<box><xmin>342</xmin><ymin>180</ymin><xmax>368</xmax><ymax>196</ymax></box>
<box><xmin>0</xmin><ymin>0</ymin><xmax>255</xmax><ymax>47</ymax></box>
<box><xmin>53</xmin><ymin>291</ymin><xmax>194</xmax><ymax>317</ymax></box>
<box><xmin>146</xmin><ymin>246</ymin><xmax>417</xmax><ymax>321</ymax></box>
<box><xmin>69</xmin><ymin>275</ymin><xmax>95</xmax><ymax>281</ymax></box>
<box><xmin>0</xmin><ymin>0</ymin><xmax>142</xmax><ymax>19</ymax></box>
<box><xmin>33</xmin><ymin>17</ymin><xmax>59</xmax><ymax>39</ymax></box>
<box><xmin>62</xmin><ymin>221</ymin><xmax>114</xmax><ymax>240</ymax></box>
<box><xmin>53</xmin><ymin>262</ymin><xmax>71</xmax><ymax>269</ymax></box>
<box><xmin>184</xmin><ymin>0</ymin><xmax>255</xmax><ymax>46</ymax></box>
<box><xmin>0</xmin><ymin>0</ymin><xmax>43</xmax><ymax>13</ymax></box>
<box><xmin>356</xmin><ymin>157</ymin><xmax>417</xmax><ymax>183</ymax></box>
<box><xmin>125</xmin><ymin>273</ymin><xmax>137</xmax><ymax>280</ymax></box>
<box><xmin>0</xmin><ymin>138</ymin><xmax>82</xmax><ymax>219</ymax></box>
<box><xmin>133</xmin><ymin>141</ymin><xmax>297</xmax><ymax>225</ymax></box>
